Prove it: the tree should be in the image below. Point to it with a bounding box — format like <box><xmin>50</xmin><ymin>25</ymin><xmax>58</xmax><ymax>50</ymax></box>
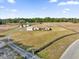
<box><xmin>19</xmin><ymin>20</ymin><xmax>26</xmax><ymax>27</ymax></box>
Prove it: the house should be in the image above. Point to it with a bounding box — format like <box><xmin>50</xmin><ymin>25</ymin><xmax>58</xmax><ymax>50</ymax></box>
<box><xmin>33</xmin><ymin>27</ymin><xmax>39</xmax><ymax>31</ymax></box>
<box><xmin>26</xmin><ymin>26</ymin><xmax>33</xmax><ymax>31</ymax></box>
<box><xmin>19</xmin><ymin>25</ymin><xmax>26</xmax><ymax>28</ymax></box>
<box><xmin>44</xmin><ymin>27</ymin><xmax>52</xmax><ymax>31</ymax></box>
<box><xmin>26</xmin><ymin>23</ymin><xmax>52</xmax><ymax>31</ymax></box>
<box><xmin>26</xmin><ymin>26</ymin><xmax>52</xmax><ymax>31</ymax></box>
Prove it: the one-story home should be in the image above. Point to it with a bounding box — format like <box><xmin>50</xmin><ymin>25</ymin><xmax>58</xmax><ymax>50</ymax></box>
<box><xmin>26</xmin><ymin>26</ymin><xmax>52</xmax><ymax>31</ymax></box>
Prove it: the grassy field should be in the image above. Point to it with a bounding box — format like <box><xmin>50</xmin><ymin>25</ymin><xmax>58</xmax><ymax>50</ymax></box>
<box><xmin>0</xmin><ymin>22</ymin><xmax>79</xmax><ymax>59</ymax></box>
<box><xmin>38</xmin><ymin>34</ymin><xmax>79</xmax><ymax>59</ymax></box>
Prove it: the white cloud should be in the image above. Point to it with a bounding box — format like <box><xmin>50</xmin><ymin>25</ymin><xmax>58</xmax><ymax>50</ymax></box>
<box><xmin>0</xmin><ymin>6</ymin><xmax>5</xmax><ymax>9</ymax></box>
<box><xmin>63</xmin><ymin>8</ymin><xmax>70</xmax><ymax>14</ymax></box>
<box><xmin>11</xmin><ymin>9</ymin><xmax>17</xmax><ymax>12</ymax></box>
<box><xmin>7</xmin><ymin>0</ymin><xmax>16</xmax><ymax>4</ymax></box>
<box><xmin>64</xmin><ymin>8</ymin><xmax>70</xmax><ymax>11</ymax></box>
<box><xmin>49</xmin><ymin>0</ymin><xmax>58</xmax><ymax>3</ymax></box>
<box><xmin>58</xmin><ymin>1</ymin><xmax>79</xmax><ymax>6</ymax></box>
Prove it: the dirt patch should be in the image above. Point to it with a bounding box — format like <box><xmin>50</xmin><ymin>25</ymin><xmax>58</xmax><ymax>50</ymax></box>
<box><xmin>0</xmin><ymin>25</ymin><xmax>18</xmax><ymax>32</ymax></box>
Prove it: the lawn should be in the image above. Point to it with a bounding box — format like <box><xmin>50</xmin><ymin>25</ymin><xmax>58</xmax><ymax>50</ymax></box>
<box><xmin>38</xmin><ymin>34</ymin><xmax>79</xmax><ymax>59</ymax></box>
<box><xmin>0</xmin><ymin>23</ymin><xmax>79</xmax><ymax>59</ymax></box>
<box><xmin>5</xmin><ymin>26</ymin><xmax>74</xmax><ymax>48</ymax></box>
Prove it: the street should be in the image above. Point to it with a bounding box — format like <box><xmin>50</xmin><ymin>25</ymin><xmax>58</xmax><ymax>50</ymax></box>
<box><xmin>60</xmin><ymin>39</ymin><xmax>79</xmax><ymax>59</ymax></box>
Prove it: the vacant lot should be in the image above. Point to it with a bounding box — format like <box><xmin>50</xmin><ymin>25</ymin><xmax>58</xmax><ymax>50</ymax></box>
<box><xmin>0</xmin><ymin>24</ymin><xmax>18</xmax><ymax>33</ymax></box>
<box><xmin>53</xmin><ymin>22</ymin><xmax>79</xmax><ymax>32</ymax></box>
<box><xmin>11</xmin><ymin>27</ymin><xmax>73</xmax><ymax>48</ymax></box>
<box><xmin>0</xmin><ymin>22</ymin><xmax>79</xmax><ymax>59</ymax></box>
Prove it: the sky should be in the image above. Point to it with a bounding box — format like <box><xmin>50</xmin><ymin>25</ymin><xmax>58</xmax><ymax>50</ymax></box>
<box><xmin>0</xmin><ymin>0</ymin><xmax>79</xmax><ymax>18</ymax></box>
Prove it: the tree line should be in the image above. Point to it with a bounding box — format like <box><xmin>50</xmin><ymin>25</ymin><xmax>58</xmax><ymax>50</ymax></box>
<box><xmin>0</xmin><ymin>17</ymin><xmax>79</xmax><ymax>24</ymax></box>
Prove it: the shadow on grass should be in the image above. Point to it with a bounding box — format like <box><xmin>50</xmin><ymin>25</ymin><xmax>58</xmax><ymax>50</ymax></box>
<box><xmin>0</xmin><ymin>35</ymin><xmax>6</xmax><ymax>37</ymax></box>
<box><xmin>34</xmin><ymin>32</ymin><xmax>79</xmax><ymax>54</ymax></box>
<box><xmin>14</xmin><ymin>42</ymin><xmax>34</xmax><ymax>52</ymax></box>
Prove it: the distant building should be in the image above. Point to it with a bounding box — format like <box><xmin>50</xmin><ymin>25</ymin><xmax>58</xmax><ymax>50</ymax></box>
<box><xmin>19</xmin><ymin>22</ymin><xmax>52</xmax><ymax>31</ymax></box>
<box><xmin>19</xmin><ymin>22</ymin><xmax>31</xmax><ymax>28</ymax></box>
<box><xmin>23</xmin><ymin>25</ymin><xmax>26</xmax><ymax>27</ymax></box>
<box><xmin>26</xmin><ymin>26</ymin><xmax>33</xmax><ymax>31</ymax></box>
<box><xmin>19</xmin><ymin>25</ymin><xmax>26</xmax><ymax>28</ymax></box>
<box><xmin>26</xmin><ymin>26</ymin><xmax>52</xmax><ymax>31</ymax></box>
<box><xmin>33</xmin><ymin>27</ymin><xmax>39</xmax><ymax>31</ymax></box>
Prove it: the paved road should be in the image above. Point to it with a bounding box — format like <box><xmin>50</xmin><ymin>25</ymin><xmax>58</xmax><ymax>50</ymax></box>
<box><xmin>7</xmin><ymin>40</ymin><xmax>40</xmax><ymax>59</ymax></box>
<box><xmin>0</xmin><ymin>48</ymin><xmax>16</xmax><ymax>59</ymax></box>
<box><xmin>60</xmin><ymin>39</ymin><xmax>79</xmax><ymax>59</ymax></box>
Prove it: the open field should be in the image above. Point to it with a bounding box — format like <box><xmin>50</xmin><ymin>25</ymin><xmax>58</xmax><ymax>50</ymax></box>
<box><xmin>0</xmin><ymin>22</ymin><xmax>79</xmax><ymax>59</ymax></box>
<box><xmin>11</xmin><ymin>27</ymin><xmax>73</xmax><ymax>48</ymax></box>
<box><xmin>53</xmin><ymin>22</ymin><xmax>79</xmax><ymax>32</ymax></box>
<box><xmin>39</xmin><ymin>34</ymin><xmax>79</xmax><ymax>59</ymax></box>
<box><xmin>0</xmin><ymin>24</ymin><xmax>18</xmax><ymax>33</ymax></box>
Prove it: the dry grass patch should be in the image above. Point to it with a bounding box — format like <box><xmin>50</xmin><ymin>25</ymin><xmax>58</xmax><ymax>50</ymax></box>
<box><xmin>11</xmin><ymin>26</ymin><xmax>73</xmax><ymax>49</ymax></box>
<box><xmin>0</xmin><ymin>23</ymin><xmax>76</xmax><ymax>59</ymax></box>
<box><xmin>38</xmin><ymin>34</ymin><xmax>79</xmax><ymax>59</ymax></box>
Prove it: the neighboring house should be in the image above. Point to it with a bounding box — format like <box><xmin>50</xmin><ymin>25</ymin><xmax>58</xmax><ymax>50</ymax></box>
<box><xmin>26</xmin><ymin>26</ymin><xmax>33</xmax><ymax>31</ymax></box>
<box><xmin>44</xmin><ymin>27</ymin><xmax>52</xmax><ymax>31</ymax></box>
<box><xmin>26</xmin><ymin>26</ymin><xmax>52</xmax><ymax>31</ymax></box>
<box><xmin>26</xmin><ymin>24</ymin><xmax>29</xmax><ymax>27</ymax></box>
<box><xmin>19</xmin><ymin>23</ymin><xmax>52</xmax><ymax>31</ymax></box>
<box><xmin>33</xmin><ymin>27</ymin><xmax>39</xmax><ymax>31</ymax></box>
<box><xmin>39</xmin><ymin>27</ymin><xmax>52</xmax><ymax>31</ymax></box>
<box><xmin>23</xmin><ymin>25</ymin><xmax>26</xmax><ymax>27</ymax></box>
<box><xmin>19</xmin><ymin>25</ymin><xmax>26</xmax><ymax>28</ymax></box>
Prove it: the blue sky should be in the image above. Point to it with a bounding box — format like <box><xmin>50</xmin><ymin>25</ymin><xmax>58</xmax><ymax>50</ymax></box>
<box><xmin>0</xmin><ymin>0</ymin><xmax>79</xmax><ymax>18</ymax></box>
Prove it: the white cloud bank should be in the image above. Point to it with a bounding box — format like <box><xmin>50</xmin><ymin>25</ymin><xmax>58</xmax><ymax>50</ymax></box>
<box><xmin>7</xmin><ymin>0</ymin><xmax>16</xmax><ymax>4</ymax></box>
<box><xmin>64</xmin><ymin>8</ymin><xmax>70</xmax><ymax>11</ymax></box>
<box><xmin>0</xmin><ymin>0</ymin><xmax>16</xmax><ymax>4</ymax></box>
<box><xmin>49</xmin><ymin>0</ymin><xmax>58</xmax><ymax>2</ymax></box>
<box><xmin>58</xmin><ymin>1</ymin><xmax>79</xmax><ymax>6</ymax></box>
